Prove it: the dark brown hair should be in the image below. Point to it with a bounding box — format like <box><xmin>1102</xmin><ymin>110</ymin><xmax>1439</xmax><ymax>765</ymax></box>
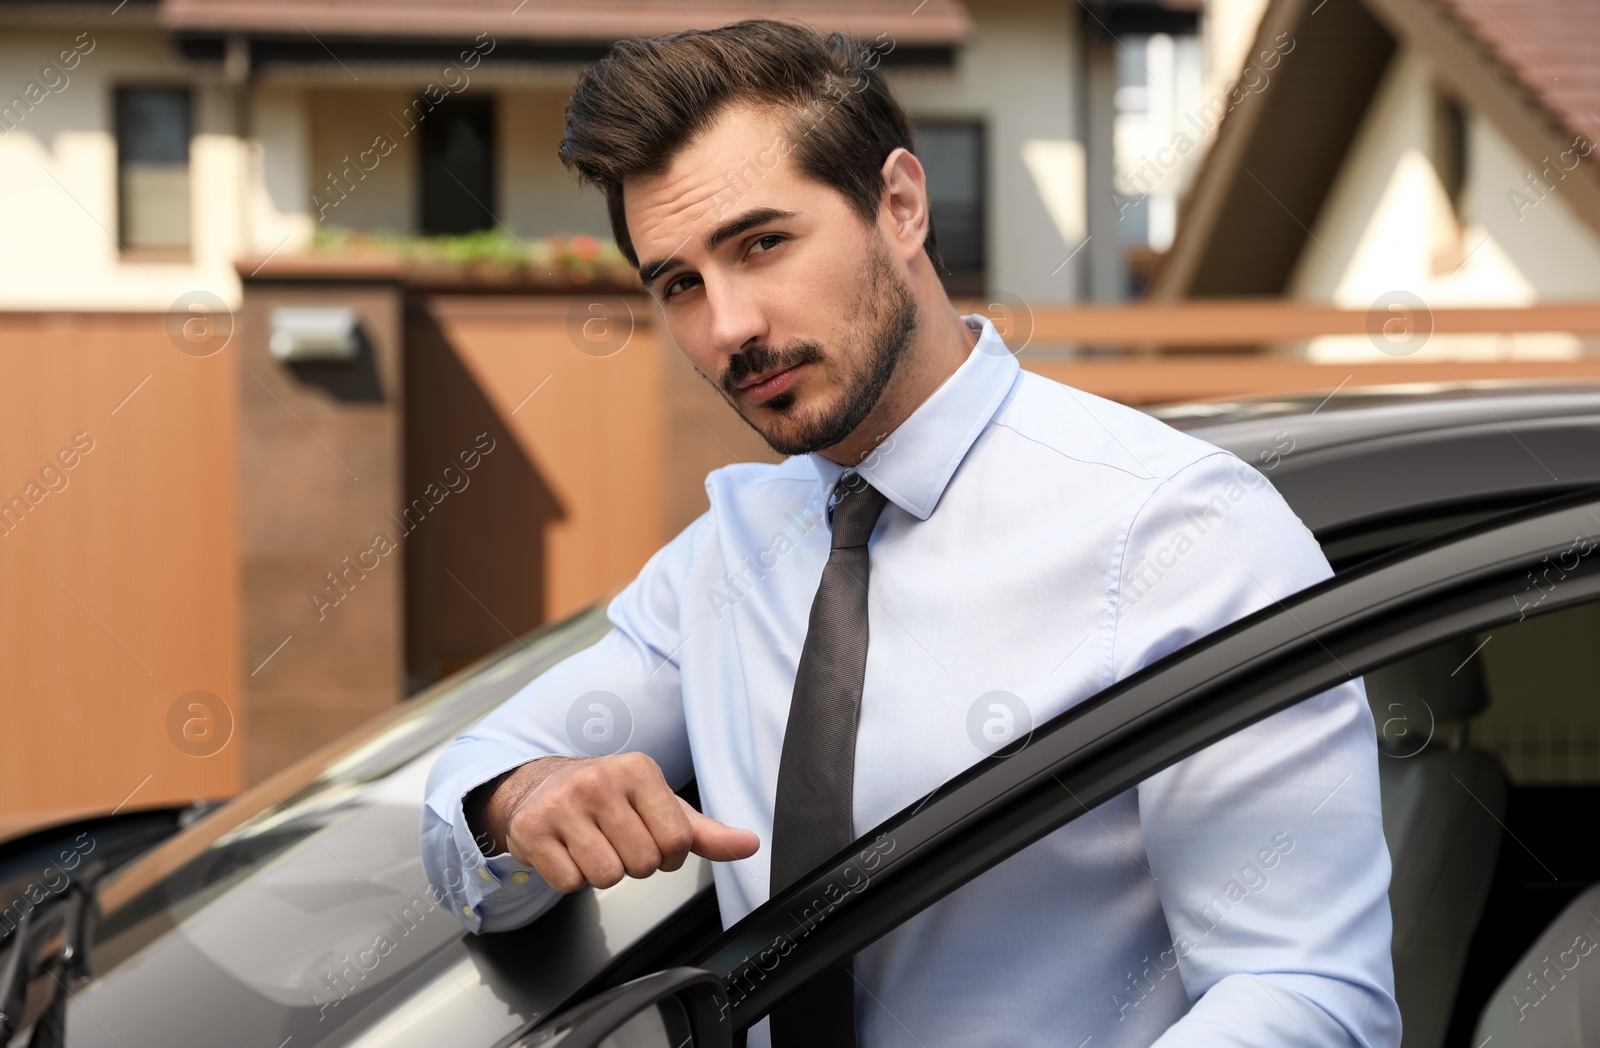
<box><xmin>558</xmin><ymin>18</ymin><xmax>943</xmax><ymax>277</ymax></box>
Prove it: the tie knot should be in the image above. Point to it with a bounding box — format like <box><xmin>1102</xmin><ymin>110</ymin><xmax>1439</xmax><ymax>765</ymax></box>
<box><xmin>829</xmin><ymin>472</ymin><xmax>888</xmax><ymax>549</ymax></box>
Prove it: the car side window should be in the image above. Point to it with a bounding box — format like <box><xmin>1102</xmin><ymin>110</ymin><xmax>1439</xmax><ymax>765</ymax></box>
<box><xmin>1365</xmin><ymin>597</ymin><xmax>1600</xmax><ymax>1048</ymax></box>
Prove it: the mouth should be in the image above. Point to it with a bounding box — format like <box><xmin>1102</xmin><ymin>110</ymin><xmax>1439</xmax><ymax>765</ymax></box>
<box><xmin>737</xmin><ymin>362</ymin><xmax>807</xmax><ymax>405</ymax></box>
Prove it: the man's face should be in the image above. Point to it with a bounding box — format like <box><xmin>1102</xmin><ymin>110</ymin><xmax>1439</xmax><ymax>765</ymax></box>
<box><xmin>624</xmin><ymin>104</ymin><xmax>919</xmax><ymax>458</ymax></box>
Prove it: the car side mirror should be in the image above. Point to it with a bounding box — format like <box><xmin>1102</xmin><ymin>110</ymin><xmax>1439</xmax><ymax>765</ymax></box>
<box><xmin>505</xmin><ymin>967</ymin><xmax>732</xmax><ymax>1048</ymax></box>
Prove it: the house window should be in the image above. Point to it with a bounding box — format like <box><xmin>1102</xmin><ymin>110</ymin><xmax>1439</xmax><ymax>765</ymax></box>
<box><xmin>420</xmin><ymin>95</ymin><xmax>496</xmax><ymax>236</ymax></box>
<box><xmin>914</xmin><ymin>119</ymin><xmax>986</xmax><ymax>295</ymax></box>
<box><xmin>1432</xmin><ymin>85</ymin><xmax>1469</xmax><ymax>219</ymax></box>
<box><xmin>115</xmin><ymin>86</ymin><xmax>191</xmax><ymax>254</ymax></box>
<box><xmin>1112</xmin><ymin>30</ymin><xmax>1204</xmax><ymax>295</ymax></box>
<box><xmin>1430</xmin><ymin>84</ymin><xmax>1470</xmax><ymax>274</ymax></box>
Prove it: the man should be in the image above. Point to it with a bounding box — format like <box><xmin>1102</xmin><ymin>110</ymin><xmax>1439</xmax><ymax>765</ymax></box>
<box><xmin>422</xmin><ymin>18</ymin><xmax>1399</xmax><ymax>1048</ymax></box>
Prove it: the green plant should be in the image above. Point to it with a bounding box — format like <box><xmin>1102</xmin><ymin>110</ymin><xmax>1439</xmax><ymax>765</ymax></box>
<box><xmin>311</xmin><ymin>227</ymin><xmax>635</xmax><ymax>284</ymax></box>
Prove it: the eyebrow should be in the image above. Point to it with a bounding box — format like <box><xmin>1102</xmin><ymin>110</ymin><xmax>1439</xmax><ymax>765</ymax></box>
<box><xmin>638</xmin><ymin>206</ymin><xmax>799</xmax><ymax>290</ymax></box>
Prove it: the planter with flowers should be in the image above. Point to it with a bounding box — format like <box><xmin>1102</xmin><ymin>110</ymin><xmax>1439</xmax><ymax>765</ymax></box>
<box><xmin>308</xmin><ymin>228</ymin><xmax>642</xmax><ymax>293</ymax></box>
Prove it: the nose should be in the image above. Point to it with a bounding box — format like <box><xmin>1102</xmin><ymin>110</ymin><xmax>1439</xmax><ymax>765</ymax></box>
<box><xmin>703</xmin><ymin>274</ymin><xmax>767</xmax><ymax>364</ymax></box>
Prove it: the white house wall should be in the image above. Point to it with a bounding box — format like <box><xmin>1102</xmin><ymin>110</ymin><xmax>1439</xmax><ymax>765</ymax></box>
<box><xmin>0</xmin><ymin>27</ymin><xmax>248</xmax><ymax>311</ymax></box>
<box><xmin>250</xmin><ymin>85</ymin><xmax>316</xmax><ymax>261</ymax></box>
<box><xmin>1285</xmin><ymin>47</ymin><xmax>1600</xmax><ymax>361</ymax></box>
<box><xmin>0</xmin><ymin>1</ymin><xmax>1092</xmax><ymax>310</ymax></box>
<box><xmin>1203</xmin><ymin>0</ymin><xmax>1272</xmax><ymax>109</ymax></box>
<box><xmin>890</xmin><ymin>0</ymin><xmax>1085</xmax><ymax>303</ymax></box>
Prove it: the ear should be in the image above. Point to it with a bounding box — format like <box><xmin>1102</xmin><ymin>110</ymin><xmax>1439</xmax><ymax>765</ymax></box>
<box><xmin>878</xmin><ymin>147</ymin><xmax>930</xmax><ymax>265</ymax></box>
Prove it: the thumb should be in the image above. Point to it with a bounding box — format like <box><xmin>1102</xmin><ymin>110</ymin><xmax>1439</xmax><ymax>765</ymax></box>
<box><xmin>679</xmin><ymin>797</ymin><xmax>760</xmax><ymax>861</ymax></box>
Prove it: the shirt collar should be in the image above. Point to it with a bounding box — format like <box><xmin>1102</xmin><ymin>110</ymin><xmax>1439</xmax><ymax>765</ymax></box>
<box><xmin>809</xmin><ymin>313</ymin><xmax>1021</xmax><ymax>528</ymax></box>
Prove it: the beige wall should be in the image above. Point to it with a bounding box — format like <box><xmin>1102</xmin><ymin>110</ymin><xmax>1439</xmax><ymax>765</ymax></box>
<box><xmin>891</xmin><ymin>0</ymin><xmax>1085</xmax><ymax>302</ymax></box>
<box><xmin>1</xmin><ymin>3</ymin><xmax>1102</xmax><ymax>312</ymax></box>
<box><xmin>0</xmin><ymin>26</ymin><xmax>251</xmax><ymax>311</ymax></box>
<box><xmin>251</xmin><ymin>85</ymin><xmax>317</xmax><ymax>258</ymax></box>
<box><xmin>303</xmin><ymin>86</ymin><xmax>614</xmax><ymax>242</ymax></box>
<box><xmin>307</xmin><ymin>88</ymin><xmax>421</xmax><ymax>237</ymax></box>
<box><xmin>498</xmin><ymin>88</ymin><xmax>613</xmax><ymax>241</ymax></box>
<box><xmin>1202</xmin><ymin>0</ymin><xmax>1273</xmax><ymax>105</ymax></box>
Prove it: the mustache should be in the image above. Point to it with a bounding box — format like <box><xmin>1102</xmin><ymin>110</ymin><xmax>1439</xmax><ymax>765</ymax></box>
<box><xmin>722</xmin><ymin>341</ymin><xmax>825</xmax><ymax>395</ymax></box>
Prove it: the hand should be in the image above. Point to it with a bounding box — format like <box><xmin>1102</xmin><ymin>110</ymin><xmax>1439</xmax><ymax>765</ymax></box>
<box><xmin>482</xmin><ymin>753</ymin><xmax>760</xmax><ymax>893</ymax></box>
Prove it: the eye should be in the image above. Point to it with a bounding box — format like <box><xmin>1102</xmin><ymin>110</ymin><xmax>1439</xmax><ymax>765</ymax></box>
<box><xmin>747</xmin><ymin>233</ymin><xmax>785</xmax><ymax>257</ymax></box>
<box><xmin>660</xmin><ymin>234</ymin><xmax>785</xmax><ymax>300</ymax></box>
<box><xmin>661</xmin><ymin>272</ymin><xmax>700</xmax><ymax>300</ymax></box>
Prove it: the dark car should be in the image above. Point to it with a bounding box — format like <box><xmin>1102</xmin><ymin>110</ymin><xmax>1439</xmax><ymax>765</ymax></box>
<box><xmin>5</xmin><ymin>380</ymin><xmax>1600</xmax><ymax>1048</ymax></box>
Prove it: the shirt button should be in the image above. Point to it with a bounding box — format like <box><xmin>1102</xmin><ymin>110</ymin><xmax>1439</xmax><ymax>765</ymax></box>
<box><xmin>462</xmin><ymin>904</ymin><xmax>474</xmax><ymax>918</ymax></box>
<box><xmin>477</xmin><ymin>867</ymin><xmax>493</xmax><ymax>881</ymax></box>
<box><xmin>512</xmin><ymin>871</ymin><xmax>530</xmax><ymax>884</ymax></box>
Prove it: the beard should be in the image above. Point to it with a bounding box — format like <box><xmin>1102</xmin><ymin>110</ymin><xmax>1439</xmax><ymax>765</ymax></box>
<box><xmin>719</xmin><ymin>241</ymin><xmax>919</xmax><ymax>458</ymax></box>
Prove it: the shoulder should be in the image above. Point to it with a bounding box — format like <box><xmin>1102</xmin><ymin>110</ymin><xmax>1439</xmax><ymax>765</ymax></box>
<box><xmin>703</xmin><ymin>455</ymin><xmax>819</xmax><ymax>505</ymax></box>
<box><xmin>994</xmin><ymin>374</ymin><xmax>1326</xmax><ymax>596</ymax></box>
<box><xmin>991</xmin><ymin>368</ymin><xmax>1232</xmax><ymax>485</ymax></box>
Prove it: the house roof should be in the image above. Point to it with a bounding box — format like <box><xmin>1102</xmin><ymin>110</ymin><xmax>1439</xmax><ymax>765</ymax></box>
<box><xmin>159</xmin><ymin>0</ymin><xmax>973</xmax><ymax>45</ymax></box>
<box><xmin>1151</xmin><ymin>0</ymin><xmax>1600</xmax><ymax>301</ymax></box>
<box><xmin>1435</xmin><ymin>0</ymin><xmax>1600</xmax><ymax>147</ymax></box>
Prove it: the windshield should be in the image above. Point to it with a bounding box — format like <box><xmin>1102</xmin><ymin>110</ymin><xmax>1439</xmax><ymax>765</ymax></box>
<box><xmin>70</xmin><ymin>603</ymin><xmax>614</xmax><ymax>1048</ymax></box>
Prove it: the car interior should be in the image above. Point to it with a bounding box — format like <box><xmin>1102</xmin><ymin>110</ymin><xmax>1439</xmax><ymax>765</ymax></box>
<box><xmin>1362</xmin><ymin>598</ymin><xmax>1600</xmax><ymax>1048</ymax></box>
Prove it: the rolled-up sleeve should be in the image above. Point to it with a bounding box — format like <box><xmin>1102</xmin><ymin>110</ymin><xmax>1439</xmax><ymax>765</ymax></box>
<box><xmin>1111</xmin><ymin>452</ymin><xmax>1401</xmax><ymax>1048</ymax></box>
<box><xmin>421</xmin><ymin>510</ymin><xmax>710</xmax><ymax>934</ymax></box>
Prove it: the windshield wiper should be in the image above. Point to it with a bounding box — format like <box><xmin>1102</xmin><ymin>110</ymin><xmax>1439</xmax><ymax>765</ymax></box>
<box><xmin>0</xmin><ymin>905</ymin><xmax>33</xmax><ymax>1041</ymax></box>
<box><xmin>0</xmin><ymin>860</ymin><xmax>105</xmax><ymax>1047</ymax></box>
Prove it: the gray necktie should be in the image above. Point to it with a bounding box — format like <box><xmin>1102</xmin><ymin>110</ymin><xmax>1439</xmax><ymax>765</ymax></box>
<box><xmin>768</xmin><ymin>470</ymin><xmax>889</xmax><ymax>1048</ymax></box>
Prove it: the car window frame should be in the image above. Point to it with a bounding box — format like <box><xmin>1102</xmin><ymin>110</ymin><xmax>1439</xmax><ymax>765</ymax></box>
<box><xmin>506</xmin><ymin>484</ymin><xmax>1600</xmax><ymax>1045</ymax></box>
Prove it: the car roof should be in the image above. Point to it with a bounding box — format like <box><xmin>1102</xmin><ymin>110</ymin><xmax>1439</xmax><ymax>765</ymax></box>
<box><xmin>1151</xmin><ymin>378</ymin><xmax>1600</xmax><ymax>439</ymax></box>
<box><xmin>1142</xmin><ymin>380</ymin><xmax>1600</xmax><ymax>538</ymax></box>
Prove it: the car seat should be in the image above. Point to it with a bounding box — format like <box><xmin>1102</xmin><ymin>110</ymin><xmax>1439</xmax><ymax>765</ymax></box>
<box><xmin>1364</xmin><ymin>636</ymin><xmax>1508</xmax><ymax>1048</ymax></box>
<box><xmin>1471</xmin><ymin>881</ymin><xmax>1600</xmax><ymax>1046</ymax></box>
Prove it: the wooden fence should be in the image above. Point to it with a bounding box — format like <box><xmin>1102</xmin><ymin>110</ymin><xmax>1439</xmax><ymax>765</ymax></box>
<box><xmin>4</xmin><ymin>289</ymin><xmax>1600</xmax><ymax>835</ymax></box>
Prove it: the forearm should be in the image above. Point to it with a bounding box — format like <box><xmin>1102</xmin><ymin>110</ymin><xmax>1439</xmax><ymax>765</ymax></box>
<box><xmin>420</xmin><ymin>514</ymin><xmax>708</xmax><ymax>933</ymax></box>
<box><xmin>1114</xmin><ymin>455</ymin><xmax>1399</xmax><ymax>1047</ymax></box>
<box><xmin>1136</xmin><ymin>683</ymin><xmax>1400</xmax><ymax>1048</ymax></box>
<box><xmin>1147</xmin><ymin>971</ymin><xmax>1388</xmax><ymax>1048</ymax></box>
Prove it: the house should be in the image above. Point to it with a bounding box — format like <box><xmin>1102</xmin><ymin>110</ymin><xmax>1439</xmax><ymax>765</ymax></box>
<box><xmin>0</xmin><ymin>0</ymin><xmax>1221</xmax><ymax>311</ymax></box>
<box><xmin>1153</xmin><ymin>0</ymin><xmax>1600</xmax><ymax>360</ymax></box>
<box><xmin>0</xmin><ymin>0</ymin><xmax>1245</xmax><ymax>833</ymax></box>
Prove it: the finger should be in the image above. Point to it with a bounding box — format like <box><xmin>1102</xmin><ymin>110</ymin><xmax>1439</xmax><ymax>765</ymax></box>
<box><xmin>519</xmin><ymin>833</ymin><xmax>585</xmax><ymax>894</ymax></box>
<box><xmin>562</xmin><ymin>822</ymin><xmax>627</xmax><ymax>889</ymax></box>
<box><xmin>632</xmin><ymin>782</ymin><xmax>695</xmax><ymax>873</ymax></box>
<box><xmin>682</xmin><ymin>800</ymin><xmax>761</xmax><ymax>861</ymax></box>
<box><xmin>593</xmin><ymin>798</ymin><xmax>664</xmax><ymax>879</ymax></box>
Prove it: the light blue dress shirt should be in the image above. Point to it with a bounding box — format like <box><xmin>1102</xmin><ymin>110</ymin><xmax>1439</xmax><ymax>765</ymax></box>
<box><xmin>422</xmin><ymin>314</ymin><xmax>1400</xmax><ymax>1048</ymax></box>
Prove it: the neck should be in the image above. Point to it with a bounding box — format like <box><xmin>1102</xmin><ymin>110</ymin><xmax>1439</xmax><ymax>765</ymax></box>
<box><xmin>819</xmin><ymin>302</ymin><xmax>979</xmax><ymax>467</ymax></box>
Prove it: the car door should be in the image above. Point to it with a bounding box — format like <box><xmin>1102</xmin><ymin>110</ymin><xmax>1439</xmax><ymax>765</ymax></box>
<box><xmin>503</xmin><ymin>483</ymin><xmax>1600</xmax><ymax>1048</ymax></box>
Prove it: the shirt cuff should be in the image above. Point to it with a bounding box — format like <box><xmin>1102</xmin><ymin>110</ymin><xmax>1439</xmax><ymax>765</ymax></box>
<box><xmin>422</xmin><ymin>746</ymin><xmax>570</xmax><ymax>933</ymax></box>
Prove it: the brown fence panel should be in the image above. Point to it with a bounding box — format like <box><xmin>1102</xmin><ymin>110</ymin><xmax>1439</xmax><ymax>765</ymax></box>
<box><xmin>236</xmin><ymin>280</ymin><xmax>407</xmax><ymax>781</ymax></box>
<box><xmin>0</xmin><ymin>311</ymin><xmax>240</xmax><ymax>836</ymax></box>
<box><xmin>408</xmin><ymin>297</ymin><xmax>668</xmax><ymax>666</ymax></box>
